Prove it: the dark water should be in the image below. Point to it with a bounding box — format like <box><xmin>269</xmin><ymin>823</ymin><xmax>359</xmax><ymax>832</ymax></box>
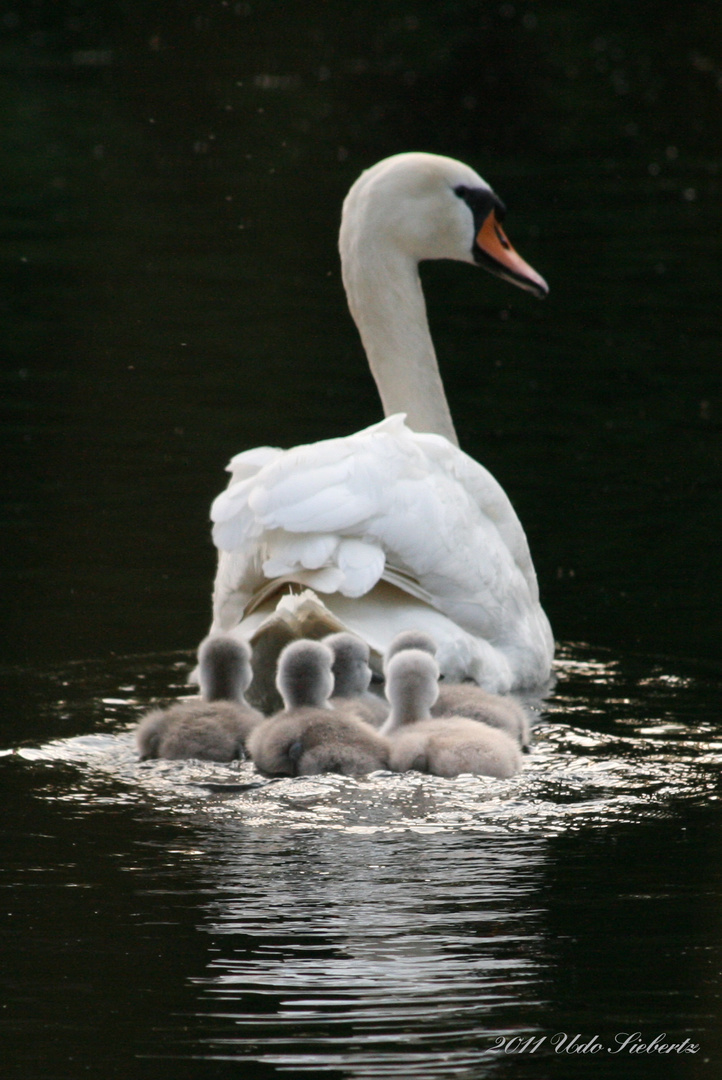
<box><xmin>1</xmin><ymin>4</ymin><xmax>721</xmax><ymax>1078</ymax></box>
<box><xmin>3</xmin><ymin>645</ymin><xmax>722</xmax><ymax>1078</ymax></box>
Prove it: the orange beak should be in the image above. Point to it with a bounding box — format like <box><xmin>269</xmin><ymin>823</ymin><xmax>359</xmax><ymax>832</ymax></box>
<box><xmin>475</xmin><ymin>211</ymin><xmax>548</xmax><ymax>298</ymax></box>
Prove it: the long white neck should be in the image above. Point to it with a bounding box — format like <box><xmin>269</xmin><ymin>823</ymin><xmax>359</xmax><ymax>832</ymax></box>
<box><xmin>341</xmin><ymin>241</ymin><xmax>459</xmax><ymax>447</ymax></box>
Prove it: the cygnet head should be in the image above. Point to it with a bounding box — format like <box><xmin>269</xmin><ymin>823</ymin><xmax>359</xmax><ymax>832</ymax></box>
<box><xmin>276</xmin><ymin>639</ymin><xmax>335</xmax><ymax>710</ymax></box>
<box><xmin>323</xmin><ymin>632</ymin><xmax>372</xmax><ymax>698</ymax></box>
<box><xmin>385</xmin><ymin>649</ymin><xmax>440</xmax><ymax>724</ymax></box>
<box><xmin>197</xmin><ymin>634</ymin><xmax>253</xmax><ymax>703</ymax></box>
<box><xmin>384</xmin><ymin>630</ymin><xmax>437</xmax><ymax>674</ymax></box>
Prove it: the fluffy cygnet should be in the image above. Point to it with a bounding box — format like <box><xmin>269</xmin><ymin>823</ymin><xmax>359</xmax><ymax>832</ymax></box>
<box><xmin>136</xmin><ymin>635</ymin><xmax>263</xmax><ymax>761</ymax></box>
<box><xmin>383</xmin><ymin>629</ymin><xmax>438</xmax><ymax>671</ymax></box>
<box><xmin>432</xmin><ymin>682</ymin><xmax>530</xmax><ymax>749</ymax></box>
<box><xmin>247</xmin><ymin>639</ymin><xmax>390</xmax><ymax>777</ymax></box>
<box><xmin>381</xmin><ymin>650</ymin><xmax>523</xmax><ymax>779</ymax></box>
<box><xmin>384</xmin><ymin>629</ymin><xmax>531</xmax><ymax>749</ymax></box>
<box><xmin>323</xmin><ymin>631</ymin><xmax>389</xmax><ymax>727</ymax></box>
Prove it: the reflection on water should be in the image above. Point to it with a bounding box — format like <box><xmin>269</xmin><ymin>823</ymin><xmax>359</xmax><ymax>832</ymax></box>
<box><xmin>3</xmin><ymin>643</ymin><xmax>721</xmax><ymax>1078</ymax></box>
<box><xmin>191</xmin><ymin>832</ymin><xmax>546</xmax><ymax>1078</ymax></box>
<box><xmin>14</xmin><ymin>643</ymin><xmax>721</xmax><ymax>834</ymax></box>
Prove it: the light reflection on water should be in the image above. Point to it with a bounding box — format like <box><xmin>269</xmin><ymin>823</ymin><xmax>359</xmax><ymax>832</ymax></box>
<box><xmin>185</xmin><ymin>827</ymin><xmax>546</xmax><ymax>1078</ymax></box>
<box><xmin>4</xmin><ymin>642</ymin><xmax>721</xmax><ymax>1079</ymax></box>
<box><xmin>13</xmin><ymin>643</ymin><xmax>721</xmax><ymax>835</ymax></box>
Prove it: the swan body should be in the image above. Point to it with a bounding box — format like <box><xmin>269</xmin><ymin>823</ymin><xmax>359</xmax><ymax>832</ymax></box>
<box><xmin>208</xmin><ymin>152</ymin><xmax>554</xmax><ymax>696</ymax></box>
<box><xmin>136</xmin><ymin>635</ymin><xmax>262</xmax><ymax>761</ymax></box>
<box><xmin>381</xmin><ymin>650</ymin><xmax>523</xmax><ymax>779</ymax></box>
<box><xmin>247</xmin><ymin>639</ymin><xmax>390</xmax><ymax>776</ymax></box>
<box><xmin>385</xmin><ymin>629</ymin><xmax>531</xmax><ymax>748</ymax></box>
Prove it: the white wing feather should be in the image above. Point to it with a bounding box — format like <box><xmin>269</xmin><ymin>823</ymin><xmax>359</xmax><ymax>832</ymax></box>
<box><xmin>209</xmin><ymin>415</ymin><xmax>553</xmax><ymax>691</ymax></box>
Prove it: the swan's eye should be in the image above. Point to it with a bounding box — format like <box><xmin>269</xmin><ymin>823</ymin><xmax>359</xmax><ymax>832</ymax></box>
<box><xmin>454</xmin><ymin>185</ymin><xmax>498</xmax><ymax>223</ymax></box>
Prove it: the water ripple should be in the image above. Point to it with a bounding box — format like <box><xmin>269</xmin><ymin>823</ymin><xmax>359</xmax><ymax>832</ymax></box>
<box><xmin>5</xmin><ymin>642</ymin><xmax>721</xmax><ymax>835</ymax></box>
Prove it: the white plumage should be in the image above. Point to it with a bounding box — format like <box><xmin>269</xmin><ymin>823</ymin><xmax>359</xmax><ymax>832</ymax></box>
<box><xmin>206</xmin><ymin>152</ymin><xmax>554</xmax><ymax>696</ymax></box>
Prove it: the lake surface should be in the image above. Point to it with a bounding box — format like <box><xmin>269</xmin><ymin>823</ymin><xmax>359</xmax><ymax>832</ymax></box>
<box><xmin>1</xmin><ymin>4</ymin><xmax>721</xmax><ymax>1078</ymax></box>
<box><xmin>3</xmin><ymin>643</ymin><xmax>721</xmax><ymax>1079</ymax></box>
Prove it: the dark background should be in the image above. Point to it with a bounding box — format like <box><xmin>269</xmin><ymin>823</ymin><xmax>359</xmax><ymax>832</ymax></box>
<box><xmin>1</xmin><ymin>0</ymin><xmax>720</xmax><ymax>675</ymax></box>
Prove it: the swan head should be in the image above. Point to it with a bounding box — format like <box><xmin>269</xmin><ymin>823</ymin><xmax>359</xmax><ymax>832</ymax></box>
<box><xmin>276</xmin><ymin>639</ymin><xmax>335</xmax><ymax>710</ymax></box>
<box><xmin>341</xmin><ymin>151</ymin><xmax>547</xmax><ymax>298</ymax></box>
<box><xmin>385</xmin><ymin>648</ymin><xmax>440</xmax><ymax>721</ymax></box>
<box><xmin>197</xmin><ymin>634</ymin><xmax>253</xmax><ymax>702</ymax></box>
<box><xmin>323</xmin><ymin>631</ymin><xmax>373</xmax><ymax>697</ymax></box>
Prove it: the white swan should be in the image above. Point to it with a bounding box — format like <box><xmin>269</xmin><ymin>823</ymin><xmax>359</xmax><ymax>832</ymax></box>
<box><xmin>209</xmin><ymin>152</ymin><xmax>554</xmax><ymax>696</ymax></box>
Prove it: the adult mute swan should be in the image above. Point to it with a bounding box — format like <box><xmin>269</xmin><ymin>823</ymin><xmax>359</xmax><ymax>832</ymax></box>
<box><xmin>209</xmin><ymin>152</ymin><xmax>554</xmax><ymax>705</ymax></box>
